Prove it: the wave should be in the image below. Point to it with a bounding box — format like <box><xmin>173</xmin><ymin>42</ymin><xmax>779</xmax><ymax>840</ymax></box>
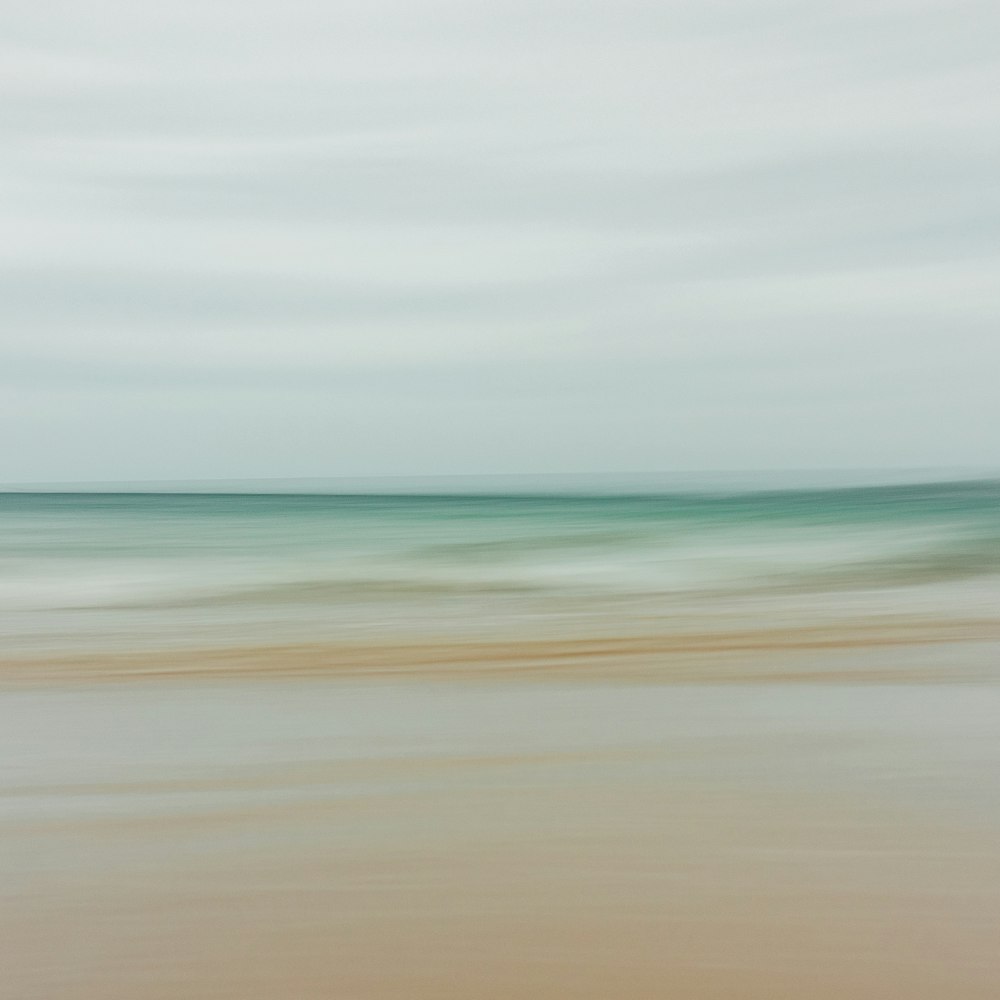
<box><xmin>102</xmin><ymin>577</ymin><xmax>554</xmax><ymax>609</ymax></box>
<box><xmin>3</xmin><ymin>480</ymin><xmax>999</xmax><ymax>616</ymax></box>
<box><xmin>411</xmin><ymin>530</ymin><xmax>651</xmax><ymax>561</ymax></box>
<box><xmin>11</xmin><ymin>533</ymin><xmax>994</xmax><ymax>613</ymax></box>
<box><xmin>766</xmin><ymin>538</ymin><xmax>1000</xmax><ymax>593</ymax></box>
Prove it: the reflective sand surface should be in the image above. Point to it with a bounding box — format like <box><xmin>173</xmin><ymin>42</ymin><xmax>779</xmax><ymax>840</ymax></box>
<box><xmin>3</xmin><ymin>649</ymin><xmax>1000</xmax><ymax>999</ymax></box>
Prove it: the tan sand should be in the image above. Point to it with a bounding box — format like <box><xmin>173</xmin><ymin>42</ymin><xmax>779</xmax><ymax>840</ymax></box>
<box><xmin>2</xmin><ymin>614</ymin><xmax>999</xmax><ymax>685</ymax></box>
<box><xmin>2</xmin><ymin>630</ymin><xmax>999</xmax><ymax>999</ymax></box>
<box><xmin>4</xmin><ymin>734</ymin><xmax>999</xmax><ymax>1000</ymax></box>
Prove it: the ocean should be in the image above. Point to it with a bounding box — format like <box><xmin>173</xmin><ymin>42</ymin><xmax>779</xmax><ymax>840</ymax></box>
<box><xmin>2</xmin><ymin>476</ymin><xmax>999</xmax><ymax>658</ymax></box>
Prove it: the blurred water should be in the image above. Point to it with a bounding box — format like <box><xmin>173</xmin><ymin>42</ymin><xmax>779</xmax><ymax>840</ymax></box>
<box><xmin>2</xmin><ymin>479</ymin><xmax>999</xmax><ymax>654</ymax></box>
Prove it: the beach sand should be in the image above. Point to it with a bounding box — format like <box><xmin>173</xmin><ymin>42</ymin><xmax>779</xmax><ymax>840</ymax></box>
<box><xmin>3</xmin><ymin>612</ymin><xmax>999</xmax><ymax>684</ymax></box>
<box><xmin>2</xmin><ymin>624</ymin><xmax>1000</xmax><ymax>999</ymax></box>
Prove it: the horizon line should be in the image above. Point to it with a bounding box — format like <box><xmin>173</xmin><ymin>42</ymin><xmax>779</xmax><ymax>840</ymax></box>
<box><xmin>3</xmin><ymin>467</ymin><xmax>998</xmax><ymax>496</ymax></box>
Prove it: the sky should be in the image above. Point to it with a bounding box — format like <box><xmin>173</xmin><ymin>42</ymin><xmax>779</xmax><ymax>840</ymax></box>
<box><xmin>2</xmin><ymin>0</ymin><xmax>998</xmax><ymax>482</ymax></box>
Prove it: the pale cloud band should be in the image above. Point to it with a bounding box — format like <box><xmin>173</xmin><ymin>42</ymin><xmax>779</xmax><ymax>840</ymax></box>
<box><xmin>2</xmin><ymin>0</ymin><xmax>998</xmax><ymax>480</ymax></box>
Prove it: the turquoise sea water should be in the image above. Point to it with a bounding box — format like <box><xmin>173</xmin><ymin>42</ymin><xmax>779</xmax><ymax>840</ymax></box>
<box><xmin>2</xmin><ymin>479</ymin><xmax>999</xmax><ymax>654</ymax></box>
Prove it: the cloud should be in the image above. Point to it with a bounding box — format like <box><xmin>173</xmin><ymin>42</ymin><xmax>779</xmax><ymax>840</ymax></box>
<box><xmin>1</xmin><ymin>0</ymin><xmax>998</xmax><ymax>478</ymax></box>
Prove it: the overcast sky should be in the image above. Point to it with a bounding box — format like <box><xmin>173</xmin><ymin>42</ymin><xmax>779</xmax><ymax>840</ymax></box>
<box><xmin>2</xmin><ymin>0</ymin><xmax>998</xmax><ymax>482</ymax></box>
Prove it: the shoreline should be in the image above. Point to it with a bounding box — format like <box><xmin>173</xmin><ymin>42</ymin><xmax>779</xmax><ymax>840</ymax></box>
<box><xmin>4</xmin><ymin>615</ymin><xmax>999</xmax><ymax>686</ymax></box>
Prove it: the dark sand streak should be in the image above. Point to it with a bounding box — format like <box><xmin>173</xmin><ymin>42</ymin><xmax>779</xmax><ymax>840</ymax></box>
<box><xmin>3</xmin><ymin>617</ymin><xmax>999</xmax><ymax>685</ymax></box>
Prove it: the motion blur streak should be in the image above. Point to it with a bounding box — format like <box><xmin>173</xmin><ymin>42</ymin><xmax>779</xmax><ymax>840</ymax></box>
<box><xmin>2</xmin><ymin>478</ymin><xmax>999</xmax><ymax>998</ymax></box>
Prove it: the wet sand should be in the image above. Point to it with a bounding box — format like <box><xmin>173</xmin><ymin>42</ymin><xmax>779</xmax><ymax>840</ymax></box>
<box><xmin>3</xmin><ymin>613</ymin><xmax>1000</xmax><ymax>684</ymax></box>
<box><xmin>3</xmin><ymin>634</ymin><xmax>1000</xmax><ymax>999</ymax></box>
